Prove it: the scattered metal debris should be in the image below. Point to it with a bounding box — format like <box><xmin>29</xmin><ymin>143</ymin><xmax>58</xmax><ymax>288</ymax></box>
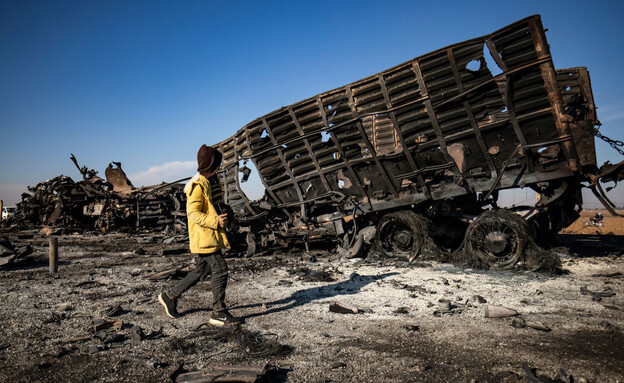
<box><xmin>521</xmin><ymin>363</ymin><xmax>585</xmax><ymax>383</ymax></box>
<box><xmin>580</xmin><ymin>286</ymin><xmax>616</xmax><ymax>301</ymax></box>
<box><xmin>176</xmin><ymin>364</ymin><xmax>268</xmax><ymax>383</ymax></box>
<box><xmin>329</xmin><ymin>301</ymin><xmax>359</xmax><ymax>314</ymax></box>
<box><xmin>0</xmin><ymin>237</ymin><xmax>32</xmax><ymax>267</ymax></box>
<box><xmin>483</xmin><ymin>304</ymin><xmax>519</xmax><ymax>318</ymax></box>
<box><xmin>511</xmin><ymin>317</ymin><xmax>552</xmax><ymax>332</ymax></box>
<box><xmin>103</xmin><ymin>304</ymin><xmax>123</xmax><ymax>317</ymax></box>
<box><xmin>122</xmin><ymin>354</ymin><xmax>159</xmax><ymax>369</ymax></box>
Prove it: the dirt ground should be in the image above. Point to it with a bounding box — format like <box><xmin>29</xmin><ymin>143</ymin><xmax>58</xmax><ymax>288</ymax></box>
<box><xmin>562</xmin><ymin>209</ymin><xmax>624</xmax><ymax>236</ymax></box>
<box><xmin>0</xmin><ymin>223</ymin><xmax>623</xmax><ymax>382</ymax></box>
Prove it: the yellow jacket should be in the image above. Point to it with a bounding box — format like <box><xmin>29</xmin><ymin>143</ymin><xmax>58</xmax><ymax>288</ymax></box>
<box><xmin>185</xmin><ymin>174</ymin><xmax>230</xmax><ymax>254</ymax></box>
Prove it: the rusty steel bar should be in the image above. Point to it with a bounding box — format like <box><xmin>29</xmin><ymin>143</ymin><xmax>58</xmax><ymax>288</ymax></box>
<box><xmin>287</xmin><ymin>106</ymin><xmax>332</xmax><ymax>193</ymax></box>
<box><xmin>411</xmin><ymin>61</ymin><xmax>463</xmax><ymax>179</ymax></box>
<box><xmin>376</xmin><ymin>74</ymin><xmax>432</xmax><ymax>198</ymax></box>
<box><xmin>243</xmin><ymin>127</ymin><xmax>293</xmax><ymax>220</ymax></box>
<box><xmin>229</xmin><ymin>137</ymin><xmax>255</xmax><ymax>214</ymax></box>
<box><xmin>344</xmin><ymin>86</ymin><xmax>399</xmax><ymax>197</ymax></box>
<box><xmin>503</xmin><ymin>78</ymin><xmax>536</xmax><ymax>173</ymax></box>
<box><xmin>231</xmin><ymin>162</ymin><xmax>255</xmax><ymax>215</ymax></box>
<box><xmin>316</xmin><ymin>97</ymin><xmax>372</xmax><ymax>203</ymax></box>
<box><xmin>353</xmin><ymin>120</ymin><xmax>400</xmax><ymax>197</ymax></box>
<box><xmin>485</xmin><ymin>40</ymin><xmax>508</xmax><ymax>72</ymax></box>
<box><xmin>527</xmin><ymin>17</ymin><xmax>580</xmax><ymax>172</ymax></box>
<box><xmin>261</xmin><ymin>119</ymin><xmax>307</xmax><ymax>220</ymax></box>
<box><xmin>446</xmin><ymin>48</ymin><xmax>498</xmax><ymax>179</ymax></box>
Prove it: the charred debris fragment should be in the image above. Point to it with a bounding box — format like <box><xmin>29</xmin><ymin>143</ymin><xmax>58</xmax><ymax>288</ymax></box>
<box><xmin>6</xmin><ymin>15</ymin><xmax>624</xmax><ymax>272</ymax></box>
<box><xmin>10</xmin><ymin>154</ymin><xmax>187</xmax><ymax>234</ymax></box>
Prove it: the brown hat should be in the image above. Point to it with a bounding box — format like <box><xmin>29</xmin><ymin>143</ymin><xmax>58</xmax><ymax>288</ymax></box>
<box><xmin>197</xmin><ymin>145</ymin><xmax>223</xmax><ymax>178</ymax></box>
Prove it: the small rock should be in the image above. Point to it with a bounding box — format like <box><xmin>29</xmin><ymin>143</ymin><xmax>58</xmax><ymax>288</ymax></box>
<box><xmin>405</xmin><ymin>324</ymin><xmax>420</xmax><ymax>331</ymax></box>
<box><xmin>129</xmin><ymin>326</ymin><xmax>144</xmax><ymax>342</ymax></box>
<box><xmin>103</xmin><ymin>334</ymin><xmax>126</xmax><ymax>344</ymax></box>
<box><xmin>137</xmin><ymin>236</ymin><xmax>155</xmax><ymax>244</ymax></box>
<box><xmin>301</xmin><ymin>253</ymin><xmax>316</xmax><ymax>263</ymax></box>
<box><xmin>134</xmin><ymin>248</ymin><xmax>146</xmax><ymax>255</ymax></box>
<box><xmin>394</xmin><ymin>307</ymin><xmax>409</xmax><ymax>314</ymax></box>
<box><xmin>437</xmin><ymin>300</ymin><xmax>452</xmax><ymax>313</ymax></box>
<box><xmin>163</xmin><ymin>237</ymin><xmax>176</xmax><ymax>245</ymax></box>
<box><xmin>473</xmin><ymin>295</ymin><xmax>487</xmax><ymax>304</ymax></box>
<box><xmin>331</xmin><ymin>362</ymin><xmax>347</xmax><ymax>369</ymax></box>
<box><xmin>85</xmin><ymin>344</ymin><xmax>104</xmax><ymax>353</ymax></box>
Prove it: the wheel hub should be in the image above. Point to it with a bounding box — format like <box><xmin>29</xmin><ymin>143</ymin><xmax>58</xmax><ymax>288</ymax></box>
<box><xmin>484</xmin><ymin>231</ymin><xmax>509</xmax><ymax>255</ymax></box>
<box><xmin>393</xmin><ymin>230</ymin><xmax>413</xmax><ymax>249</ymax></box>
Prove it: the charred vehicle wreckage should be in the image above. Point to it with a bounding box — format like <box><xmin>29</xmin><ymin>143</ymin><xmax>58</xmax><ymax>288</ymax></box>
<box><xmin>11</xmin><ymin>155</ymin><xmax>188</xmax><ymax>234</ymax></box>
<box><xmin>8</xmin><ymin>15</ymin><xmax>624</xmax><ymax>272</ymax></box>
<box><xmin>207</xmin><ymin>15</ymin><xmax>623</xmax><ymax>270</ymax></box>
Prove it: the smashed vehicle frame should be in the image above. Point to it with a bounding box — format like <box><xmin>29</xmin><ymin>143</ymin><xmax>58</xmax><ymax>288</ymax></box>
<box><xmin>13</xmin><ymin>155</ymin><xmax>188</xmax><ymax>234</ymax></box>
<box><xmin>211</xmin><ymin>15</ymin><xmax>623</xmax><ymax>269</ymax></box>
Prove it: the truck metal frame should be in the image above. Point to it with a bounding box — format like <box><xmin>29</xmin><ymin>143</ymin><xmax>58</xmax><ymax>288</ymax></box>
<box><xmin>210</xmin><ymin>15</ymin><xmax>621</xmax><ymax>268</ymax></box>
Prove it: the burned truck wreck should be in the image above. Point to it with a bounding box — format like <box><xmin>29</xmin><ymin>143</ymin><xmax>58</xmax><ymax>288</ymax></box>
<box><xmin>211</xmin><ymin>15</ymin><xmax>624</xmax><ymax>269</ymax></box>
<box><xmin>13</xmin><ymin>155</ymin><xmax>188</xmax><ymax>234</ymax></box>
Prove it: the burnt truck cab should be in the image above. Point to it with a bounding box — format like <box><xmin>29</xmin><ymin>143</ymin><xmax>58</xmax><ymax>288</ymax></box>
<box><xmin>209</xmin><ymin>15</ymin><xmax>623</xmax><ymax>269</ymax></box>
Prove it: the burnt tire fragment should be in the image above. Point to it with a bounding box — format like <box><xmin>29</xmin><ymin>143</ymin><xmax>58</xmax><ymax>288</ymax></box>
<box><xmin>463</xmin><ymin>209</ymin><xmax>528</xmax><ymax>269</ymax></box>
<box><xmin>375</xmin><ymin>210</ymin><xmax>431</xmax><ymax>260</ymax></box>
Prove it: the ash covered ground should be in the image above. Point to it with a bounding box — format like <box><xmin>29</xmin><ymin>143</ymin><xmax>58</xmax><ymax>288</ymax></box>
<box><xmin>0</xmin><ymin>229</ymin><xmax>623</xmax><ymax>382</ymax></box>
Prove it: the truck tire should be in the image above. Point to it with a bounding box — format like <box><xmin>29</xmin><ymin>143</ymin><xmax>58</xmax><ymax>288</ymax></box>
<box><xmin>376</xmin><ymin>211</ymin><xmax>430</xmax><ymax>259</ymax></box>
<box><xmin>463</xmin><ymin>209</ymin><xmax>528</xmax><ymax>269</ymax></box>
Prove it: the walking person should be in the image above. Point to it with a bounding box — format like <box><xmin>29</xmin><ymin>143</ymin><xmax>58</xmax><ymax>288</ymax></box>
<box><xmin>158</xmin><ymin>145</ymin><xmax>241</xmax><ymax>326</ymax></box>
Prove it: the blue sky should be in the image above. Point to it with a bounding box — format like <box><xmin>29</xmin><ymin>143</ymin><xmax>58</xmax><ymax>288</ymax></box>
<box><xmin>1</xmin><ymin>0</ymin><xmax>623</xmax><ymax>207</ymax></box>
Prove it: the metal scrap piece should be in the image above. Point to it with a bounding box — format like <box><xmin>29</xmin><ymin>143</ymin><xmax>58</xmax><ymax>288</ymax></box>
<box><xmin>580</xmin><ymin>286</ymin><xmax>615</xmax><ymax>301</ymax></box>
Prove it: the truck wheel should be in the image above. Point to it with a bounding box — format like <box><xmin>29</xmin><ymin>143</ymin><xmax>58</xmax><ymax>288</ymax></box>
<box><xmin>376</xmin><ymin>211</ymin><xmax>429</xmax><ymax>259</ymax></box>
<box><xmin>463</xmin><ymin>210</ymin><xmax>528</xmax><ymax>269</ymax></box>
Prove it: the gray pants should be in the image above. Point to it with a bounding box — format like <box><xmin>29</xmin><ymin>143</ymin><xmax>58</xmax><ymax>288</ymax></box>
<box><xmin>166</xmin><ymin>253</ymin><xmax>228</xmax><ymax>313</ymax></box>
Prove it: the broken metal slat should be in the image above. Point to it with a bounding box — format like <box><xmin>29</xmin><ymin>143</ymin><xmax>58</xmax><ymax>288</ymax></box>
<box><xmin>374</xmin><ymin>76</ymin><xmax>398</xmax><ymax>150</ymax></box>
<box><xmin>344</xmin><ymin>87</ymin><xmax>398</xmax><ymax>197</ymax></box>
<box><xmin>287</xmin><ymin>107</ymin><xmax>332</xmax><ymax>193</ymax></box>
<box><xmin>376</xmin><ymin>75</ymin><xmax>432</xmax><ymax>198</ymax></box>
<box><xmin>446</xmin><ymin>48</ymin><xmax>498</xmax><ymax>179</ymax></box>
<box><xmin>527</xmin><ymin>17</ymin><xmax>580</xmax><ymax>173</ymax></box>
<box><xmin>393</xmin><ymin>162</ymin><xmax>456</xmax><ymax>180</ymax></box>
<box><xmin>503</xmin><ymin>78</ymin><xmax>536</xmax><ymax>174</ymax></box>
<box><xmin>217</xmin><ymin>145</ymin><xmax>230</xmax><ymax>204</ymax></box>
<box><xmin>486</xmin><ymin>40</ymin><xmax>508</xmax><ymax>72</ymax></box>
<box><xmin>316</xmin><ymin>97</ymin><xmax>371</xmax><ymax>202</ymax></box>
<box><xmin>226</xmin><ymin>137</ymin><xmax>255</xmax><ymax>214</ymax></box>
<box><xmin>261</xmin><ymin>119</ymin><xmax>307</xmax><ymax>220</ymax></box>
<box><xmin>432</xmin><ymin>57</ymin><xmax>550</xmax><ymax>111</ymax></box>
<box><xmin>411</xmin><ymin>61</ymin><xmax>463</xmax><ymax>179</ymax></box>
<box><xmin>414</xmin><ymin>107</ymin><xmax>552</xmax><ymax>148</ymax></box>
<box><xmin>241</xmin><ymin>94</ymin><xmax>429</xmax><ymax>161</ymax></box>
<box><xmin>268</xmin><ymin>156</ymin><xmax>397</xmax><ymax>191</ymax></box>
<box><xmin>243</xmin><ymin>127</ymin><xmax>293</xmax><ymax>220</ymax></box>
<box><xmin>354</xmin><ymin>120</ymin><xmax>399</xmax><ymax>197</ymax></box>
<box><xmin>231</xmin><ymin>141</ymin><xmax>255</xmax><ymax>215</ymax></box>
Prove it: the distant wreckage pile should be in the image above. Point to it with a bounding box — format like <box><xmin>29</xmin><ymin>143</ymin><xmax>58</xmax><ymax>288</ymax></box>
<box><xmin>5</xmin><ymin>154</ymin><xmax>188</xmax><ymax>235</ymax></box>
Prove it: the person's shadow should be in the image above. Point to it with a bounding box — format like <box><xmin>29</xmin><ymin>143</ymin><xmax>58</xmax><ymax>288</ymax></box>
<box><xmin>234</xmin><ymin>272</ymin><xmax>398</xmax><ymax>320</ymax></box>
